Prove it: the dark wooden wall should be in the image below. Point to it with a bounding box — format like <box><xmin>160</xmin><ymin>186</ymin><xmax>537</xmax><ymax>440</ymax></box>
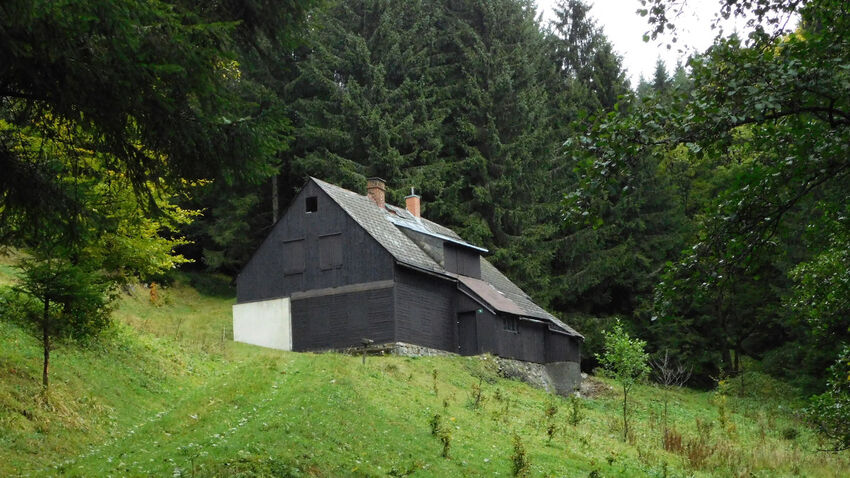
<box><xmin>237</xmin><ymin>180</ymin><xmax>395</xmax><ymax>303</ymax></box>
<box><xmin>444</xmin><ymin>244</ymin><xmax>481</xmax><ymax>278</ymax></box>
<box><xmin>474</xmin><ymin>312</ymin><xmax>547</xmax><ymax>363</ymax></box>
<box><xmin>291</xmin><ymin>286</ymin><xmax>394</xmax><ymax>350</ymax></box>
<box><xmin>545</xmin><ymin>333</ymin><xmax>581</xmax><ymax>363</ymax></box>
<box><xmin>236</xmin><ymin>180</ymin><xmax>581</xmax><ymax>364</ymax></box>
<box><xmin>394</xmin><ymin>266</ymin><xmax>456</xmax><ymax>351</ymax></box>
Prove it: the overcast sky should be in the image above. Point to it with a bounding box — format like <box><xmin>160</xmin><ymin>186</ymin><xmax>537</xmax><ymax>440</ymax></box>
<box><xmin>535</xmin><ymin>0</ymin><xmax>754</xmax><ymax>85</ymax></box>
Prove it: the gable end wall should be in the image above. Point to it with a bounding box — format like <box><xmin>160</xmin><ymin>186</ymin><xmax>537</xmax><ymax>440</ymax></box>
<box><xmin>236</xmin><ymin>180</ymin><xmax>395</xmax><ymax>303</ymax></box>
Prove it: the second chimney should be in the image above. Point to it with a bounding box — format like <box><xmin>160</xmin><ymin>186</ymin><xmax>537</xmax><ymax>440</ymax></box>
<box><xmin>405</xmin><ymin>188</ymin><xmax>421</xmax><ymax>218</ymax></box>
<box><xmin>366</xmin><ymin>177</ymin><xmax>386</xmax><ymax>209</ymax></box>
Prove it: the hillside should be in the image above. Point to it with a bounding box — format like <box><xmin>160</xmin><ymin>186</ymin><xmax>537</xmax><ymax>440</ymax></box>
<box><xmin>1</xmin><ymin>261</ymin><xmax>848</xmax><ymax>477</ymax></box>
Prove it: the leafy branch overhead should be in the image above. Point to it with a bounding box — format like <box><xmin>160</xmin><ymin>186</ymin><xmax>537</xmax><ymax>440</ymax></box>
<box><xmin>0</xmin><ymin>0</ymin><xmax>316</xmax><ymax>219</ymax></box>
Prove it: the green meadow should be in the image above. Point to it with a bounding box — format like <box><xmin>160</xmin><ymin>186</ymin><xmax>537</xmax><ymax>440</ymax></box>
<box><xmin>1</xmin><ymin>260</ymin><xmax>847</xmax><ymax>477</ymax></box>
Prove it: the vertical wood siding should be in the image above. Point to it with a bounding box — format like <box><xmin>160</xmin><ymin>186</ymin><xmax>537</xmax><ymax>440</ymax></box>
<box><xmin>394</xmin><ymin>266</ymin><xmax>456</xmax><ymax>351</ymax></box>
<box><xmin>236</xmin><ymin>180</ymin><xmax>581</xmax><ymax>364</ymax></box>
<box><xmin>236</xmin><ymin>181</ymin><xmax>395</xmax><ymax>303</ymax></box>
<box><xmin>472</xmin><ymin>310</ymin><xmax>580</xmax><ymax>364</ymax></box>
<box><xmin>444</xmin><ymin>244</ymin><xmax>481</xmax><ymax>278</ymax></box>
<box><xmin>291</xmin><ymin>287</ymin><xmax>394</xmax><ymax>350</ymax></box>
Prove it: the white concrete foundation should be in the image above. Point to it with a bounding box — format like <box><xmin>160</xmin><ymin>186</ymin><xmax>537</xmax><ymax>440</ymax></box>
<box><xmin>232</xmin><ymin>297</ymin><xmax>292</xmax><ymax>351</ymax></box>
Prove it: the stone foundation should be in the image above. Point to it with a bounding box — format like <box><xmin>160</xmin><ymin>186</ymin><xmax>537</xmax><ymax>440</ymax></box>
<box><xmin>335</xmin><ymin>341</ymin><xmax>454</xmax><ymax>358</ymax></box>
<box><xmin>494</xmin><ymin>357</ymin><xmax>581</xmax><ymax>396</ymax></box>
<box><xmin>336</xmin><ymin>342</ymin><xmax>581</xmax><ymax>396</ymax></box>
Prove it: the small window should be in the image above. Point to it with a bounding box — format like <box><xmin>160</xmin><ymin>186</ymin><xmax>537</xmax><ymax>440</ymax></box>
<box><xmin>504</xmin><ymin>317</ymin><xmax>518</xmax><ymax>333</ymax></box>
<box><xmin>305</xmin><ymin>196</ymin><xmax>318</xmax><ymax>213</ymax></box>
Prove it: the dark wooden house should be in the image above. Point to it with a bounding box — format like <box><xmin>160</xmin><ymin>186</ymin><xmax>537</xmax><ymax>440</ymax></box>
<box><xmin>233</xmin><ymin>177</ymin><xmax>583</xmax><ymax>369</ymax></box>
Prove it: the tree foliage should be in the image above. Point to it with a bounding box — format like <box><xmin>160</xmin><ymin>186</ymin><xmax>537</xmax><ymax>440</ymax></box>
<box><xmin>0</xmin><ymin>0</ymin><xmax>316</xmax><ymax>388</ymax></box>
<box><xmin>807</xmin><ymin>344</ymin><xmax>850</xmax><ymax>451</ymax></box>
<box><xmin>567</xmin><ymin>0</ymin><xmax>850</xmax><ymax>385</ymax></box>
<box><xmin>597</xmin><ymin>319</ymin><xmax>650</xmax><ymax>441</ymax></box>
<box><xmin>0</xmin><ymin>0</ymin><xmax>315</xmax><ymax>222</ymax></box>
<box><xmin>0</xmin><ymin>123</ymin><xmax>194</xmax><ymax>390</ymax></box>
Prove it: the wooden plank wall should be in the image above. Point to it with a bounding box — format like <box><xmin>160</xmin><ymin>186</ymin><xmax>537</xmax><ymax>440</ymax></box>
<box><xmin>443</xmin><ymin>244</ymin><xmax>481</xmax><ymax>278</ymax></box>
<box><xmin>394</xmin><ymin>266</ymin><xmax>456</xmax><ymax>351</ymax></box>
<box><xmin>474</xmin><ymin>313</ymin><xmax>546</xmax><ymax>363</ymax></box>
<box><xmin>291</xmin><ymin>287</ymin><xmax>394</xmax><ymax>350</ymax></box>
<box><xmin>237</xmin><ymin>180</ymin><xmax>394</xmax><ymax>303</ymax></box>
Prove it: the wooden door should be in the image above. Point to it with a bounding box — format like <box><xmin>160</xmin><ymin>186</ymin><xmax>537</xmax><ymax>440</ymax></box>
<box><xmin>457</xmin><ymin>312</ymin><xmax>478</xmax><ymax>355</ymax></box>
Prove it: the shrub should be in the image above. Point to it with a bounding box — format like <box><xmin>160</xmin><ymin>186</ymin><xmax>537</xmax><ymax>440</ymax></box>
<box><xmin>663</xmin><ymin>428</ymin><xmax>683</xmax><ymax>453</ymax></box>
<box><xmin>429</xmin><ymin>413</ymin><xmax>451</xmax><ymax>458</ymax></box>
<box><xmin>468</xmin><ymin>377</ymin><xmax>486</xmax><ymax>410</ymax></box>
<box><xmin>429</xmin><ymin>413</ymin><xmax>441</xmax><ymax>436</ymax></box>
<box><xmin>568</xmin><ymin>394</ymin><xmax>584</xmax><ymax>426</ymax></box>
<box><xmin>544</xmin><ymin>400</ymin><xmax>558</xmax><ymax>443</ymax></box>
<box><xmin>439</xmin><ymin>427</ymin><xmax>452</xmax><ymax>458</ymax></box>
<box><xmin>684</xmin><ymin>436</ymin><xmax>715</xmax><ymax>470</ymax></box>
<box><xmin>432</xmin><ymin>369</ymin><xmax>439</xmax><ymax>396</ymax></box>
<box><xmin>781</xmin><ymin>426</ymin><xmax>799</xmax><ymax>441</ymax></box>
<box><xmin>596</xmin><ymin>319</ymin><xmax>650</xmax><ymax>442</ymax></box>
<box><xmin>510</xmin><ymin>434</ymin><xmax>530</xmax><ymax>477</ymax></box>
<box><xmin>806</xmin><ymin>345</ymin><xmax>850</xmax><ymax>451</ymax></box>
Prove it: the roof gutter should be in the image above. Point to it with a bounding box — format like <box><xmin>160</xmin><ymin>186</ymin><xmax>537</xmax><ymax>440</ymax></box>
<box><xmin>395</xmin><ymin>260</ymin><xmax>457</xmax><ymax>282</ymax></box>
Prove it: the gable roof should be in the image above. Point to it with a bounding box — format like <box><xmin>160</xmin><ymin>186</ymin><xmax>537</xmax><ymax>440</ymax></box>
<box><xmin>312</xmin><ymin>177</ymin><xmax>582</xmax><ymax>338</ymax></box>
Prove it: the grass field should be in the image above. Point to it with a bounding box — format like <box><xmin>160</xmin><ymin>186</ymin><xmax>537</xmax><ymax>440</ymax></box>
<box><xmin>0</xmin><ymin>256</ymin><xmax>848</xmax><ymax>477</ymax></box>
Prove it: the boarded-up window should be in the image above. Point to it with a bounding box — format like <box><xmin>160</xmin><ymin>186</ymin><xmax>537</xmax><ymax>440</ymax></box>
<box><xmin>319</xmin><ymin>233</ymin><xmax>343</xmax><ymax>270</ymax></box>
<box><xmin>283</xmin><ymin>239</ymin><xmax>305</xmax><ymax>274</ymax></box>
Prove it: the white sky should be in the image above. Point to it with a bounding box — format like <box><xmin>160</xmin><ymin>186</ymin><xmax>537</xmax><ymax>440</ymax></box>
<box><xmin>535</xmin><ymin>0</ymin><xmax>755</xmax><ymax>85</ymax></box>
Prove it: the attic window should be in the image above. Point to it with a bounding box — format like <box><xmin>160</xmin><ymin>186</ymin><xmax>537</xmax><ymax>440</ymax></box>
<box><xmin>504</xmin><ymin>317</ymin><xmax>518</xmax><ymax>333</ymax></box>
<box><xmin>305</xmin><ymin>196</ymin><xmax>318</xmax><ymax>213</ymax></box>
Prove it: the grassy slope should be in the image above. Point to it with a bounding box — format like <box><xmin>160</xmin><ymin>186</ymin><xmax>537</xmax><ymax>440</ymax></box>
<box><xmin>1</xmin><ymin>258</ymin><xmax>848</xmax><ymax>477</ymax></box>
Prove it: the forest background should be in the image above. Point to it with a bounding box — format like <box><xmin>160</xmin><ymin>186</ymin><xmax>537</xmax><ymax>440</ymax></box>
<box><xmin>1</xmin><ymin>0</ymin><xmax>848</xmax><ymax>448</ymax></box>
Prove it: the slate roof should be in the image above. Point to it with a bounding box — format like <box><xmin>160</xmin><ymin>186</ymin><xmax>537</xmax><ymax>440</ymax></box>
<box><xmin>312</xmin><ymin>177</ymin><xmax>582</xmax><ymax>338</ymax></box>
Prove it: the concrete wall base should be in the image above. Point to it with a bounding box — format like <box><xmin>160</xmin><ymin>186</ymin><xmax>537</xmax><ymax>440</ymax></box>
<box><xmin>544</xmin><ymin>361</ymin><xmax>582</xmax><ymax>396</ymax></box>
<box><xmin>232</xmin><ymin>297</ymin><xmax>292</xmax><ymax>351</ymax></box>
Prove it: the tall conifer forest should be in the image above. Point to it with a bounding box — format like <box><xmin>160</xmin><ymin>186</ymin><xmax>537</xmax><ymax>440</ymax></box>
<box><xmin>2</xmin><ymin>0</ymin><xmax>850</xmax><ymax>455</ymax></box>
<box><xmin>183</xmin><ymin>0</ymin><xmax>850</xmax><ymax>394</ymax></box>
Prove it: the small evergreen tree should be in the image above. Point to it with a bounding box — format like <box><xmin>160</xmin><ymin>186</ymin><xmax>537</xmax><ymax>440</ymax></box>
<box><xmin>2</xmin><ymin>130</ymin><xmax>192</xmax><ymax>395</ymax></box>
<box><xmin>15</xmin><ymin>255</ymin><xmax>112</xmax><ymax>392</ymax></box>
<box><xmin>651</xmin><ymin>58</ymin><xmax>670</xmax><ymax>94</ymax></box>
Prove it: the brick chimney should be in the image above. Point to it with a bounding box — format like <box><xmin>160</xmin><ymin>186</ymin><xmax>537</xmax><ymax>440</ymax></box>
<box><xmin>366</xmin><ymin>177</ymin><xmax>386</xmax><ymax>209</ymax></box>
<box><xmin>405</xmin><ymin>188</ymin><xmax>421</xmax><ymax>218</ymax></box>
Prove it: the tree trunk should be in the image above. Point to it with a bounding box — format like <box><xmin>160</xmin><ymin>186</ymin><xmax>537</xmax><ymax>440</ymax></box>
<box><xmin>42</xmin><ymin>298</ymin><xmax>50</xmax><ymax>391</ymax></box>
<box><xmin>722</xmin><ymin>347</ymin><xmax>733</xmax><ymax>374</ymax></box>
<box><xmin>272</xmin><ymin>175</ymin><xmax>279</xmax><ymax>224</ymax></box>
<box><xmin>732</xmin><ymin>346</ymin><xmax>741</xmax><ymax>375</ymax></box>
<box><xmin>623</xmin><ymin>387</ymin><xmax>628</xmax><ymax>442</ymax></box>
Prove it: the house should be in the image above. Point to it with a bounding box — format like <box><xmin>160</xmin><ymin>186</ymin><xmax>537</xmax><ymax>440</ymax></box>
<box><xmin>233</xmin><ymin>177</ymin><xmax>583</xmax><ymax>384</ymax></box>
